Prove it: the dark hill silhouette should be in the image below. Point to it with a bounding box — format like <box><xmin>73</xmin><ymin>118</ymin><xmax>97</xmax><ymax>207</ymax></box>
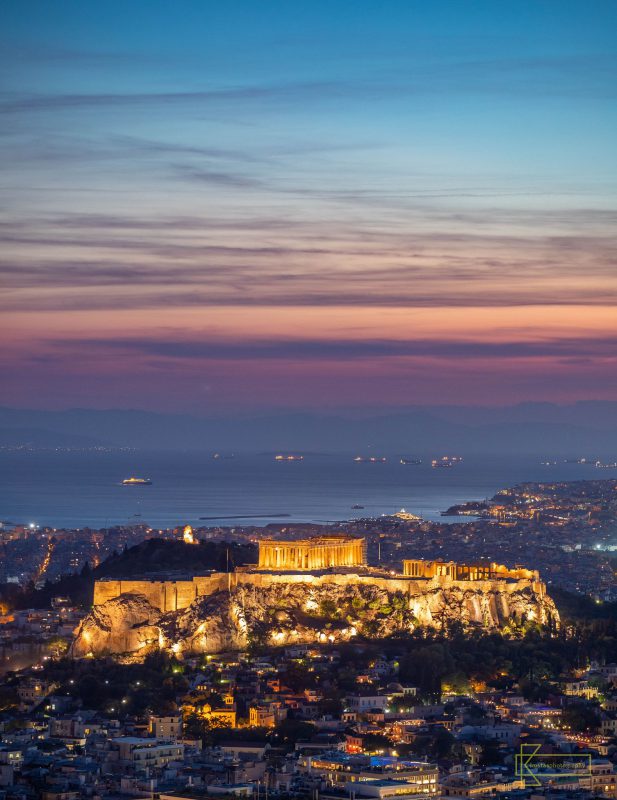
<box><xmin>97</xmin><ymin>537</ymin><xmax>257</xmax><ymax>578</ymax></box>
<box><xmin>5</xmin><ymin>538</ymin><xmax>258</xmax><ymax>610</ymax></box>
<box><xmin>550</xmin><ymin>586</ymin><xmax>617</xmax><ymax>622</ymax></box>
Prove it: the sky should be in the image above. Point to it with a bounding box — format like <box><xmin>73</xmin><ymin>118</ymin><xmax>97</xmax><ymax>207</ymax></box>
<box><xmin>1</xmin><ymin>0</ymin><xmax>616</xmax><ymax>414</ymax></box>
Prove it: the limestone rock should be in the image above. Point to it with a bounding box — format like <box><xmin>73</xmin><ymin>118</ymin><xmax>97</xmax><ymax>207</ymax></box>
<box><xmin>71</xmin><ymin>593</ymin><xmax>162</xmax><ymax>658</ymax></box>
<box><xmin>72</xmin><ymin>577</ymin><xmax>559</xmax><ymax>659</ymax></box>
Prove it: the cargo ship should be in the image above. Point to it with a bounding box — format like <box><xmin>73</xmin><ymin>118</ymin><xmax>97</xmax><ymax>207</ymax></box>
<box><xmin>122</xmin><ymin>477</ymin><xmax>152</xmax><ymax>486</ymax></box>
<box><xmin>431</xmin><ymin>456</ymin><xmax>462</xmax><ymax>468</ymax></box>
<box><xmin>400</xmin><ymin>457</ymin><xmax>422</xmax><ymax>465</ymax></box>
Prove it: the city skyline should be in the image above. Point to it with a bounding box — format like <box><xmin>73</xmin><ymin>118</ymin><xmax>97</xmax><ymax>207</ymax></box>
<box><xmin>2</xmin><ymin>0</ymin><xmax>617</xmax><ymax>412</ymax></box>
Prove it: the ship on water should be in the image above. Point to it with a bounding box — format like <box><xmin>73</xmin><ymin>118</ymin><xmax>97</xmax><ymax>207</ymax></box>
<box><xmin>431</xmin><ymin>455</ymin><xmax>463</xmax><ymax>468</ymax></box>
<box><xmin>400</xmin><ymin>457</ymin><xmax>422</xmax><ymax>465</ymax></box>
<box><xmin>391</xmin><ymin>508</ymin><xmax>423</xmax><ymax>521</ymax></box>
<box><xmin>122</xmin><ymin>477</ymin><xmax>152</xmax><ymax>486</ymax></box>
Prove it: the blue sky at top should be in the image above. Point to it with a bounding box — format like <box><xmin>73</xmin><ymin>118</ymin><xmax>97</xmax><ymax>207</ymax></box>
<box><xmin>1</xmin><ymin>1</ymin><xmax>616</xmax><ymax>411</ymax></box>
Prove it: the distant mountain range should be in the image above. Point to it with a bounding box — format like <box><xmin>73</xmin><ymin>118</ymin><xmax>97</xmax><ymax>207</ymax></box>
<box><xmin>1</xmin><ymin>402</ymin><xmax>617</xmax><ymax>455</ymax></box>
<box><xmin>0</xmin><ymin>425</ymin><xmax>105</xmax><ymax>449</ymax></box>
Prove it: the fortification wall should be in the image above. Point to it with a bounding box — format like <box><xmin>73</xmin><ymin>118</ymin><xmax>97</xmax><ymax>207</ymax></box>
<box><xmin>192</xmin><ymin>574</ymin><xmax>229</xmax><ymax>597</ymax></box>
<box><xmin>93</xmin><ymin>570</ymin><xmax>546</xmax><ymax>613</ymax></box>
<box><xmin>93</xmin><ymin>580</ymin><xmax>123</xmax><ymax>606</ymax></box>
<box><xmin>93</xmin><ymin>574</ymin><xmax>228</xmax><ymax>612</ymax></box>
<box><xmin>231</xmin><ymin>571</ymin><xmax>419</xmax><ymax>593</ymax></box>
<box><xmin>231</xmin><ymin>571</ymin><xmax>544</xmax><ymax>598</ymax></box>
<box><xmin>93</xmin><ymin>579</ymin><xmax>198</xmax><ymax>613</ymax></box>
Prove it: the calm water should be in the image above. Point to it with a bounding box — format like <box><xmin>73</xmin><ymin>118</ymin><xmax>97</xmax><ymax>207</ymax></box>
<box><xmin>0</xmin><ymin>451</ymin><xmax>614</xmax><ymax>530</ymax></box>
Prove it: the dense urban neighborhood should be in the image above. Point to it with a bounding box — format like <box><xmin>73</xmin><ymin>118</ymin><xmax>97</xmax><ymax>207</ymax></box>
<box><xmin>0</xmin><ymin>480</ymin><xmax>616</xmax><ymax>798</ymax></box>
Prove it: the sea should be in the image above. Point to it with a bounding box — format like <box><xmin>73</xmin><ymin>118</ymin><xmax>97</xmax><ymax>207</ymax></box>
<box><xmin>1</xmin><ymin>451</ymin><xmax>614</xmax><ymax>531</ymax></box>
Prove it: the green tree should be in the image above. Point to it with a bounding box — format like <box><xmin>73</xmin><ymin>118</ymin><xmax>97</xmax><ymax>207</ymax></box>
<box><xmin>273</xmin><ymin>719</ymin><xmax>317</xmax><ymax>748</ymax></box>
<box><xmin>562</xmin><ymin>704</ymin><xmax>601</xmax><ymax>733</ymax></box>
<box><xmin>479</xmin><ymin>740</ymin><xmax>503</xmax><ymax>767</ymax></box>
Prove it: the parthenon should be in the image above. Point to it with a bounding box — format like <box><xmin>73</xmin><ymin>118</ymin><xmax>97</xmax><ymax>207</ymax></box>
<box><xmin>257</xmin><ymin>535</ymin><xmax>366</xmax><ymax>571</ymax></box>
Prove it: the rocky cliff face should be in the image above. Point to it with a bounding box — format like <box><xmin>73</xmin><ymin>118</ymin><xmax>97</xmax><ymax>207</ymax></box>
<box><xmin>72</xmin><ymin>577</ymin><xmax>559</xmax><ymax>659</ymax></box>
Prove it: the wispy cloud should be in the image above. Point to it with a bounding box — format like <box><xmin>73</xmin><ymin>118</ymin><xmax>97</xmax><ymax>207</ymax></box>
<box><xmin>170</xmin><ymin>163</ymin><xmax>265</xmax><ymax>189</ymax></box>
<box><xmin>1</xmin><ymin>203</ymin><xmax>615</xmax><ymax>312</ymax></box>
<box><xmin>3</xmin><ymin>52</ymin><xmax>617</xmax><ymax>118</ymax></box>
<box><xmin>0</xmin><ymin>81</ymin><xmax>345</xmax><ymax>114</ymax></box>
<box><xmin>48</xmin><ymin>334</ymin><xmax>617</xmax><ymax>362</ymax></box>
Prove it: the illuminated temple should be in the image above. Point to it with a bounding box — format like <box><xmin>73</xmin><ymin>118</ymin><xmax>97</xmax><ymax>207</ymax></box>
<box><xmin>257</xmin><ymin>535</ymin><xmax>366</xmax><ymax>571</ymax></box>
<box><xmin>403</xmin><ymin>559</ymin><xmax>539</xmax><ymax>581</ymax></box>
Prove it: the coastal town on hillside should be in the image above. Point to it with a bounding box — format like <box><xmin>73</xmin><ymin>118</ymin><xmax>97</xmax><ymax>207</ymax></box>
<box><xmin>0</xmin><ymin>480</ymin><xmax>615</xmax><ymax>799</ymax></box>
<box><xmin>2</xmin><ymin>479</ymin><xmax>616</xmax><ymax>598</ymax></box>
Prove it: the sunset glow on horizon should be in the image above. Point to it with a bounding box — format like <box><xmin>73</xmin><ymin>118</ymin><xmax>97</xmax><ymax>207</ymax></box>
<box><xmin>1</xmin><ymin>0</ymin><xmax>616</xmax><ymax>413</ymax></box>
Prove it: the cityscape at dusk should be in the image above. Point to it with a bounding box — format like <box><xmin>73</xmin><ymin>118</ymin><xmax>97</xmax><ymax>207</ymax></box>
<box><xmin>1</xmin><ymin>3</ymin><xmax>617</xmax><ymax>800</ymax></box>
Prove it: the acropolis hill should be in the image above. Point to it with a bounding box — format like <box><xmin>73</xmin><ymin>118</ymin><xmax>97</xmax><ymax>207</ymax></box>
<box><xmin>72</xmin><ymin>534</ymin><xmax>559</xmax><ymax>659</ymax></box>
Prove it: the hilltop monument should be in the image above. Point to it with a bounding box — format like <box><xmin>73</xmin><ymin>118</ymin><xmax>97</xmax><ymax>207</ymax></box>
<box><xmin>257</xmin><ymin>535</ymin><xmax>366</xmax><ymax>570</ymax></box>
<box><xmin>73</xmin><ymin>535</ymin><xmax>558</xmax><ymax>659</ymax></box>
